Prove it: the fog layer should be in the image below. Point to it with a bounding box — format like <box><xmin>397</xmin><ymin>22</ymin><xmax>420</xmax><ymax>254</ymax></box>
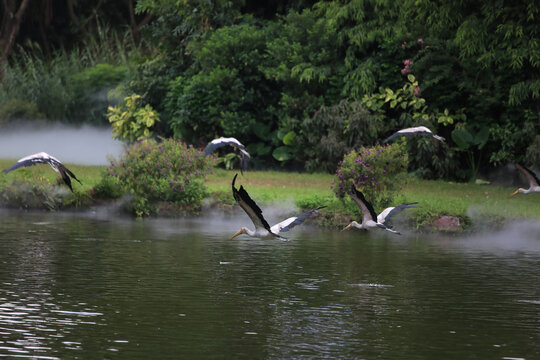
<box><xmin>0</xmin><ymin>123</ymin><xmax>124</xmax><ymax>165</ymax></box>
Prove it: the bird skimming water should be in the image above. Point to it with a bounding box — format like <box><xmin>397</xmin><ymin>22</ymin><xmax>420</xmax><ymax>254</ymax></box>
<box><xmin>342</xmin><ymin>185</ymin><xmax>418</xmax><ymax>235</ymax></box>
<box><xmin>230</xmin><ymin>174</ymin><xmax>325</xmax><ymax>240</ymax></box>
<box><xmin>511</xmin><ymin>163</ymin><xmax>540</xmax><ymax>197</ymax></box>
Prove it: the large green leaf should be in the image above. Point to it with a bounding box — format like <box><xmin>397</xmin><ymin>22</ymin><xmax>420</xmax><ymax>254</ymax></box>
<box><xmin>474</xmin><ymin>126</ymin><xmax>490</xmax><ymax>149</ymax></box>
<box><xmin>282</xmin><ymin>131</ymin><xmax>297</xmax><ymax>146</ymax></box>
<box><xmin>272</xmin><ymin>146</ymin><xmax>293</xmax><ymax>161</ymax></box>
<box><xmin>451</xmin><ymin>128</ymin><xmax>473</xmax><ymax>150</ymax></box>
<box><xmin>253</xmin><ymin>123</ymin><xmax>270</xmax><ymax>140</ymax></box>
<box><xmin>256</xmin><ymin>143</ymin><xmax>272</xmax><ymax>155</ymax></box>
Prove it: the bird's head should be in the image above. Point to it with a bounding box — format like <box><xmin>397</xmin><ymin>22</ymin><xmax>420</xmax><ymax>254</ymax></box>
<box><xmin>510</xmin><ymin>188</ymin><xmax>524</xmax><ymax>198</ymax></box>
<box><xmin>341</xmin><ymin>222</ymin><xmax>356</xmax><ymax>232</ymax></box>
<box><xmin>230</xmin><ymin>227</ymin><xmax>246</xmax><ymax>240</ymax></box>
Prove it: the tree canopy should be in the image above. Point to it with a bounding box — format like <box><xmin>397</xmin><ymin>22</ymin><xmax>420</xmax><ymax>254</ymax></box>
<box><xmin>1</xmin><ymin>0</ymin><xmax>539</xmax><ymax>178</ymax></box>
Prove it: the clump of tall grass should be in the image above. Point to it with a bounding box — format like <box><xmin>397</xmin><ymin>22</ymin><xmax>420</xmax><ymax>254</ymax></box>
<box><xmin>0</xmin><ymin>23</ymin><xmax>142</xmax><ymax>124</ymax></box>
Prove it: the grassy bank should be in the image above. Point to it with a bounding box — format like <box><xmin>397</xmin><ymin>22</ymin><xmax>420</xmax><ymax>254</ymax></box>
<box><xmin>1</xmin><ymin>159</ymin><xmax>539</xmax><ymax>230</ymax></box>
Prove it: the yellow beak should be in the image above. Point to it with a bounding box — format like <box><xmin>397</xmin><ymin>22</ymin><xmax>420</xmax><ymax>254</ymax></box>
<box><xmin>230</xmin><ymin>229</ymin><xmax>243</xmax><ymax>240</ymax></box>
<box><xmin>341</xmin><ymin>224</ymin><xmax>353</xmax><ymax>232</ymax></box>
<box><xmin>510</xmin><ymin>190</ymin><xmax>519</xmax><ymax>198</ymax></box>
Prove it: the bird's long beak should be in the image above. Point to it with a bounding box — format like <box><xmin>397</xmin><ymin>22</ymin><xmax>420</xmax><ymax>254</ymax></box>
<box><xmin>341</xmin><ymin>224</ymin><xmax>353</xmax><ymax>232</ymax></box>
<box><xmin>230</xmin><ymin>229</ymin><xmax>243</xmax><ymax>240</ymax></box>
<box><xmin>510</xmin><ymin>189</ymin><xmax>519</xmax><ymax>198</ymax></box>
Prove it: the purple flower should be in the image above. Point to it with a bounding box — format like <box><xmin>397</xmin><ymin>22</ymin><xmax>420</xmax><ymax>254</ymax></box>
<box><xmin>417</xmin><ymin>38</ymin><xmax>424</xmax><ymax>45</ymax></box>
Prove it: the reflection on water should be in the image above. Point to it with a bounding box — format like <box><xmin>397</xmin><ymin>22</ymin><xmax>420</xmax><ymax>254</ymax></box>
<box><xmin>0</xmin><ymin>209</ymin><xmax>539</xmax><ymax>359</ymax></box>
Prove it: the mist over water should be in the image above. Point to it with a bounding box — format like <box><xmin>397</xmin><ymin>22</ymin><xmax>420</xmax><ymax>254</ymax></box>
<box><xmin>0</xmin><ymin>123</ymin><xmax>124</xmax><ymax>165</ymax></box>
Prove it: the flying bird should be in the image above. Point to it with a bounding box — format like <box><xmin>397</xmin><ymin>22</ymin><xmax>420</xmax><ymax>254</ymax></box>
<box><xmin>383</xmin><ymin>126</ymin><xmax>445</xmax><ymax>143</ymax></box>
<box><xmin>342</xmin><ymin>185</ymin><xmax>418</xmax><ymax>235</ymax></box>
<box><xmin>3</xmin><ymin>152</ymin><xmax>82</xmax><ymax>192</ymax></box>
<box><xmin>230</xmin><ymin>174</ymin><xmax>325</xmax><ymax>240</ymax></box>
<box><xmin>510</xmin><ymin>163</ymin><xmax>540</xmax><ymax>197</ymax></box>
<box><xmin>204</xmin><ymin>137</ymin><xmax>250</xmax><ymax>173</ymax></box>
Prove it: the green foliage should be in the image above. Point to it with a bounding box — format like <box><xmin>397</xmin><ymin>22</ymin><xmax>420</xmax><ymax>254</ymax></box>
<box><xmin>104</xmin><ymin>138</ymin><xmax>216</xmax><ymax>216</ymax></box>
<box><xmin>72</xmin><ymin>63</ymin><xmax>129</xmax><ymax>89</ymax></box>
<box><xmin>0</xmin><ymin>179</ymin><xmax>69</xmax><ymax>211</ymax></box>
<box><xmin>333</xmin><ymin>143</ymin><xmax>408</xmax><ymax>210</ymax></box>
<box><xmin>361</xmin><ymin>75</ymin><xmax>460</xmax><ymax>127</ymax></box>
<box><xmin>215</xmin><ymin>152</ymin><xmax>242</xmax><ymax>171</ymax></box>
<box><xmin>451</xmin><ymin>125</ymin><xmax>490</xmax><ymax>181</ymax></box>
<box><xmin>0</xmin><ymin>99</ymin><xmax>45</xmax><ymax>123</ymax></box>
<box><xmin>164</xmin><ymin>22</ymin><xmax>279</xmax><ymax>152</ymax></box>
<box><xmin>0</xmin><ymin>29</ymin><xmax>139</xmax><ymax>124</ymax></box>
<box><xmin>299</xmin><ymin>100</ymin><xmax>383</xmax><ymax>172</ymax></box>
<box><xmin>108</xmin><ymin>94</ymin><xmax>160</xmax><ymax>142</ymax></box>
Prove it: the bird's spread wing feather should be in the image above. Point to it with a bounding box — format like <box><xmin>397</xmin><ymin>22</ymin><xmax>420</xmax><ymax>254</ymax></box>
<box><xmin>3</xmin><ymin>157</ymin><xmax>49</xmax><ymax>173</ymax></box>
<box><xmin>349</xmin><ymin>186</ymin><xmax>377</xmax><ymax>222</ymax></box>
<box><xmin>232</xmin><ymin>174</ymin><xmax>271</xmax><ymax>231</ymax></box>
<box><xmin>383</xmin><ymin>126</ymin><xmax>444</xmax><ymax>143</ymax></box>
<box><xmin>59</xmin><ymin>164</ymin><xmax>82</xmax><ymax>184</ymax></box>
<box><xmin>515</xmin><ymin>163</ymin><xmax>540</xmax><ymax>187</ymax></box>
<box><xmin>204</xmin><ymin>137</ymin><xmax>246</xmax><ymax>155</ymax></box>
<box><xmin>377</xmin><ymin>202</ymin><xmax>419</xmax><ymax>224</ymax></box>
<box><xmin>239</xmin><ymin>149</ymin><xmax>250</xmax><ymax>173</ymax></box>
<box><xmin>271</xmin><ymin>206</ymin><xmax>326</xmax><ymax>233</ymax></box>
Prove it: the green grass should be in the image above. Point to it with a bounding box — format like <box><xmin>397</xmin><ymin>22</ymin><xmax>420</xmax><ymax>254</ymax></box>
<box><xmin>1</xmin><ymin>161</ymin><xmax>539</xmax><ymax>228</ymax></box>
<box><xmin>0</xmin><ymin>158</ymin><xmax>106</xmax><ymax>190</ymax></box>
<box><xmin>206</xmin><ymin>169</ymin><xmax>540</xmax><ymax>227</ymax></box>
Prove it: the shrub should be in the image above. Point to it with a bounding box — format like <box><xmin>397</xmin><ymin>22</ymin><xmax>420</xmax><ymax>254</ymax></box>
<box><xmin>104</xmin><ymin>138</ymin><xmax>215</xmax><ymax>216</ymax></box>
<box><xmin>108</xmin><ymin>94</ymin><xmax>160</xmax><ymax>142</ymax></box>
<box><xmin>0</xmin><ymin>99</ymin><xmax>45</xmax><ymax>123</ymax></box>
<box><xmin>333</xmin><ymin>143</ymin><xmax>408</xmax><ymax>210</ymax></box>
<box><xmin>300</xmin><ymin>99</ymin><xmax>384</xmax><ymax>173</ymax></box>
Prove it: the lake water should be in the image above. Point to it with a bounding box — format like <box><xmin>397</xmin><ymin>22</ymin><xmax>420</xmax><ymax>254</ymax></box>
<box><xmin>0</xmin><ymin>209</ymin><xmax>538</xmax><ymax>359</ymax></box>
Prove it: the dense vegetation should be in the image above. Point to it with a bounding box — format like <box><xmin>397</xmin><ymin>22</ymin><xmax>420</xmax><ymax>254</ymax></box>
<box><xmin>98</xmin><ymin>139</ymin><xmax>216</xmax><ymax>216</ymax></box>
<box><xmin>1</xmin><ymin>0</ymin><xmax>539</xmax><ymax>180</ymax></box>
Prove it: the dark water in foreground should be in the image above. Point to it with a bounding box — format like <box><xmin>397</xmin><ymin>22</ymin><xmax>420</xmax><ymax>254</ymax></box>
<box><xmin>0</xmin><ymin>209</ymin><xmax>539</xmax><ymax>359</ymax></box>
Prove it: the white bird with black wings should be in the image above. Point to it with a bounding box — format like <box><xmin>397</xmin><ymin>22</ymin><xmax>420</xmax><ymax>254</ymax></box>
<box><xmin>3</xmin><ymin>152</ymin><xmax>82</xmax><ymax>192</ymax></box>
<box><xmin>342</xmin><ymin>185</ymin><xmax>418</xmax><ymax>235</ymax></box>
<box><xmin>383</xmin><ymin>126</ymin><xmax>445</xmax><ymax>143</ymax></box>
<box><xmin>511</xmin><ymin>163</ymin><xmax>540</xmax><ymax>197</ymax></box>
<box><xmin>230</xmin><ymin>174</ymin><xmax>325</xmax><ymax>240</ymax></box>
<box><xmin>204</xmin><ymin>137</ymin><xmax>250</xmax><ymax>173</ymax></box>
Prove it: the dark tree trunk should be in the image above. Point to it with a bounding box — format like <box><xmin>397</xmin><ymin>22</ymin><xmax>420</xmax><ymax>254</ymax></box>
<box><xmin>0</xmin><ymin>0</ymin><xmax>31</xmax><ymax>61</ymax></box>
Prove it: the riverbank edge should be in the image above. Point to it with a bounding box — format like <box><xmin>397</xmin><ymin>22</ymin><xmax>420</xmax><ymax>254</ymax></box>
<box><xmin>0</xmin><ymin>186</ymin><xmax>511</xmax><ymax>234</ymax></box>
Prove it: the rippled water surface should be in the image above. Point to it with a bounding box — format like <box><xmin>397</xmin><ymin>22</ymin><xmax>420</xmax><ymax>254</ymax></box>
<box><xmin>0</xmin><ymin>209</ymin><xmax>539</xmax><ymax>359</ymax></box>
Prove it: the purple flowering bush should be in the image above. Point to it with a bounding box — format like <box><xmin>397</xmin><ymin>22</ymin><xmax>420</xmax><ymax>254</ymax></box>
<box><xmin>102</xmin><ymin>138</ymin><xmax>216</xmax><ymax>216</ymax></box>
<box><xmin>333</xmin><ymin>143</ymin><xmax>408</xmax><ymax>209</ymax></box>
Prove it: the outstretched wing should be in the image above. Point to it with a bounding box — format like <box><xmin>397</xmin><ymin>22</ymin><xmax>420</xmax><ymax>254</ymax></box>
<box><xmin>349</xmin><ymin>186</ymin><xmax>377</xmax><ymax>222</ymax></box>
<box><xmin>377</xmin><ymin>202</ymin><xmax>419</xmax><ymax>224</ymax></box>
<box><xmin>204</xmin><ymin>137</ymin><xmax>246</xmax><ymax>155</ymax></box>
<box><xmin>515</xmin><ymin>163</ymin><xmax>540</xmax><ymax>188</ymax></box>
<box><xmin>232</xmin><ymin>174</ymin><xmax>271</xmax><ymax>231</ymax></box>
<box><xmin>383</xmin><ymin>126</ymin><xmax>444</xmax><ymax>143</ymax></box>
<box><xmin>3</xmin><ymin>153</ymin><xmax>50</xmax><ymax>173</ymax></box>
<box><xmin>271</xmin><ymin>206</ymin><xmax>326</xmax><ymax>234</ymax></box>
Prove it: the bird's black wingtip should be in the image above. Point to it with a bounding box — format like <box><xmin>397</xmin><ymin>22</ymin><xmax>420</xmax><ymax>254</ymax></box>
<box><xmin>232</xmin><ymin>173</ymin><xmax>238</xmax><ymax>187</ymax></box>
